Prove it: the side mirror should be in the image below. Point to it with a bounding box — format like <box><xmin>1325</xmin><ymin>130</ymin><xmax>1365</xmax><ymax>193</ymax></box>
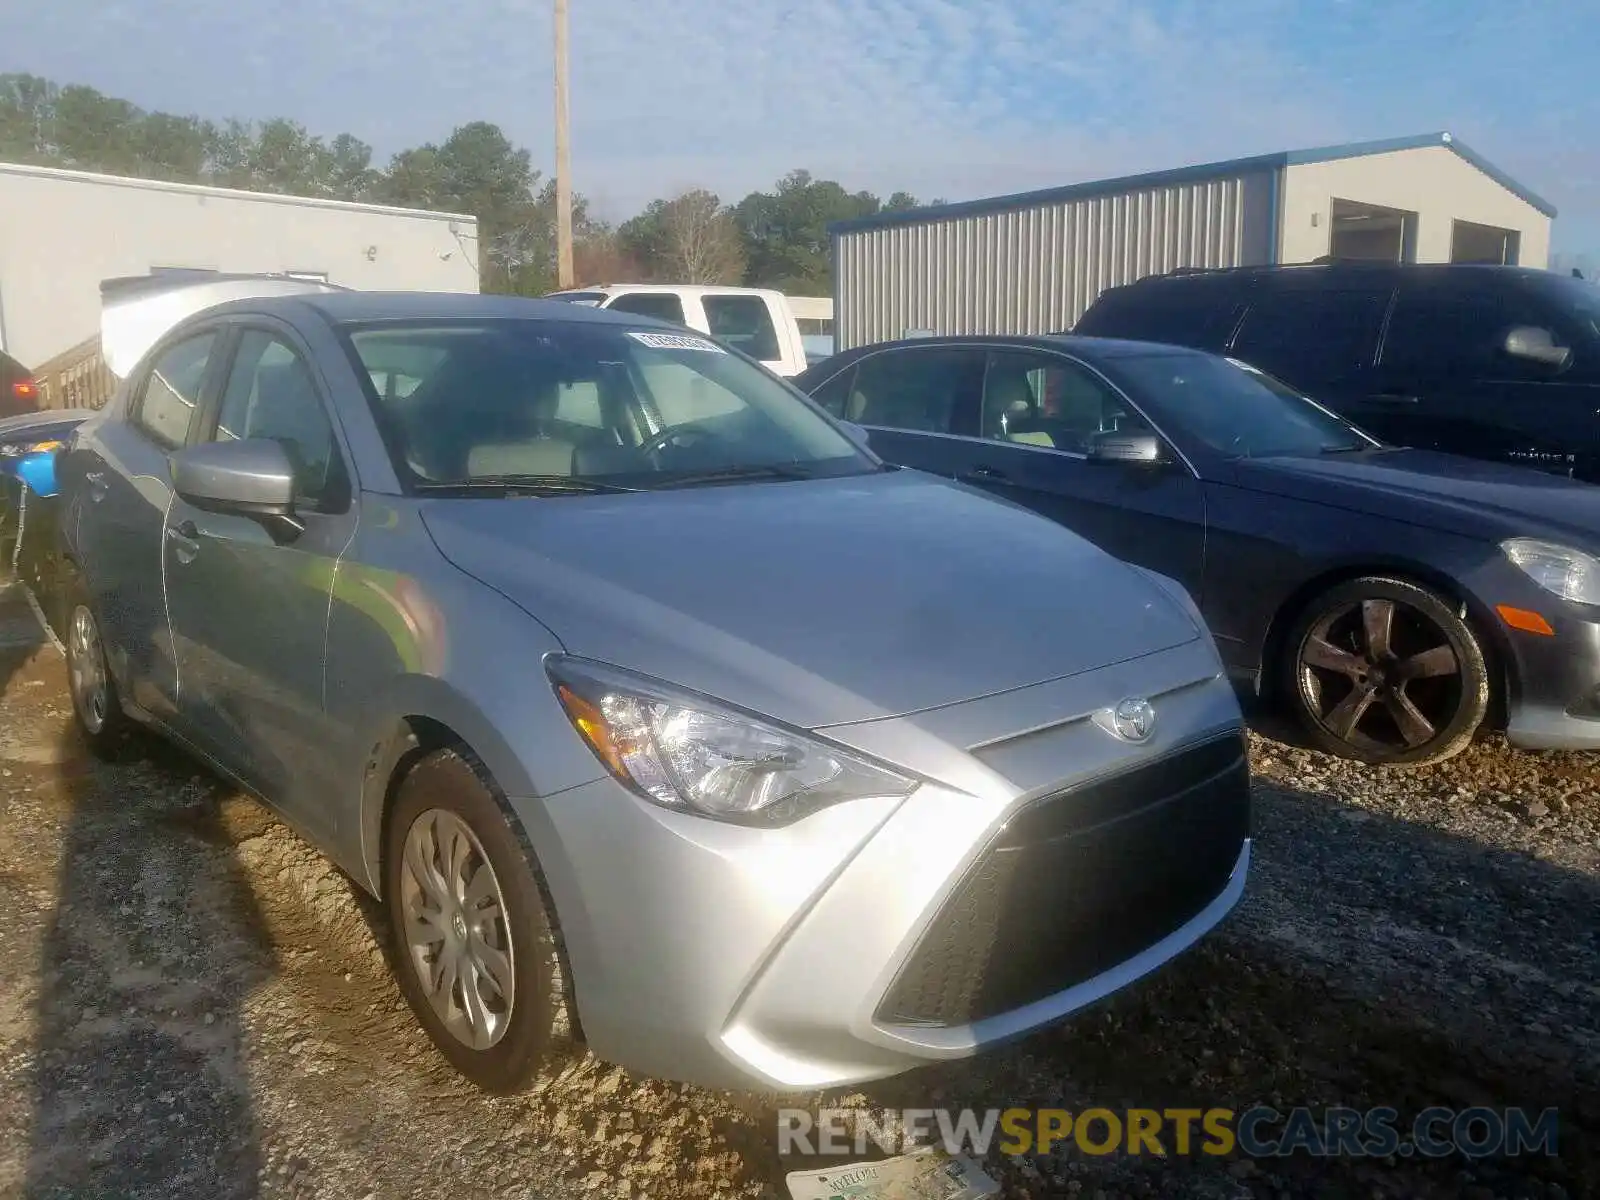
<box><xmin>1087</xmin><ymin>431</ymin><xmax>1167</xmax><ymax>466</ymax></box>
<box><xmin>171</xmin><ymin>438</ymin><xmax>304</xmax><ymax>540</ymax></box>
<box><xmin>838</xmin><ymin>420</ymin><xmax>874</xmax><ymax>454</ymax></box>
<box><xmin>1504</xmin><ymin>326</ymin><xmax>1572</xmax><ymax>369</ymax></box>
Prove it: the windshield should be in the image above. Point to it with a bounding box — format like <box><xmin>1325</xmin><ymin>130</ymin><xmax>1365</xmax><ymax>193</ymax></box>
<box><xmin>1108</xmin><ymin>351</ymin><xmax>1372</xmax><ymax>459</ymax></box>
<box><xmin>341</xmin><ymin>318</ymin><xmax>870</xmax><ymax>490</ymax></box>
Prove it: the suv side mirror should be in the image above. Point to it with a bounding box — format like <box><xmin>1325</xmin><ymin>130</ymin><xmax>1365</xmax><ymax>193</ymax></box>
<box><xmin>171</xmin><ymin>438</ymin><xmax>304</xmax><ymax>541</ymax></box>
<box><xmin>1504</xmin><ymin>326</ymin><xmax>1572</xmax><ymax>369</ymax></box>
<box><xmin>1087</xmin><ymin>430</ymin><xmax>1167</xmax><ymax>466</ymax></box>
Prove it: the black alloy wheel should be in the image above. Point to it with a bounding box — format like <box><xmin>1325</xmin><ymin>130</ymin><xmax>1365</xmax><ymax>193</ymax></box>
<box><xmin>1283</xmin><ymin>576</ymin><xmax>1490</xmax><ymax>767</ymax></box>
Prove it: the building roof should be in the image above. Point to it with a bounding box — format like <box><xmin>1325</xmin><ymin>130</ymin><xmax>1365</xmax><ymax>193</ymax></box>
<box><xmin>0</xmin><ymin>159</ymin><xmax>479</xmax><ymax>225</ymax></box>
<box><xmin>829</xmin><ymin>131</ymin><xmax>1556</xmax><ymax>236</ymax></box>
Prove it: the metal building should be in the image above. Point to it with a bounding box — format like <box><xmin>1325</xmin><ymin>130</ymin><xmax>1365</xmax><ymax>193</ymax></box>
<box><xmin>0</xmin><ymin>161</ymin><xmax>481</xmax><ymax>369</ymax></box>
<box><xmin>829</xmin><ymin>131</ymin><xmax>1556</xmax><ymax>351</ymax></box>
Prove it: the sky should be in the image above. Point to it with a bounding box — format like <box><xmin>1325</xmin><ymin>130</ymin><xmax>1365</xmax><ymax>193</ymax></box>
<box><xmin>5</xmin><ymin>0</ymin><xmax>1598</xmax><ymax>257</ymax></box>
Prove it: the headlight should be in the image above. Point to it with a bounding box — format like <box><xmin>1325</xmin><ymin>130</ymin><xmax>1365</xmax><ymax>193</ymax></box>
<box><xmin>546</xmin><ymin>656</ymin><xmax>916</xmax><ymax>825</ymax></box>
<box><xmin>1502</xmin><ymin>538</ymin><xmax>1600</xmax><ymax>606</ymax></box>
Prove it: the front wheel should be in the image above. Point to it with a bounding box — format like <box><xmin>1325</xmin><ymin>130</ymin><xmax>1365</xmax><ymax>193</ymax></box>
<box><xmin>383</xmin><ymin>748</ymin><xmax>555</xmax><ymax>1094</ymax></box>
<box><xmin>1280</xmin><ymin>576</ymin><xmax>1490</xmax><ymax>767</ymax></box>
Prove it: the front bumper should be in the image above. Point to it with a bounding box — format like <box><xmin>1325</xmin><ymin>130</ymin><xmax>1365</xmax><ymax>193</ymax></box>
<box><xmin>522</xmin><ymin>636</ymin><xmax>1251</xmax><ymax>1091</ymax></box>
<box><xmin>1467</xmin><ymin>562</ymin><xmax>1600</xmax><ymax>751</ymax></box>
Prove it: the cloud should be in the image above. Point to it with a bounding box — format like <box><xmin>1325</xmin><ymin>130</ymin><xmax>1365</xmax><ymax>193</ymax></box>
<box><xmin>4</xmin><ymin>0</ymin><xmax>1596</xmax><ymax>246</ymax></box>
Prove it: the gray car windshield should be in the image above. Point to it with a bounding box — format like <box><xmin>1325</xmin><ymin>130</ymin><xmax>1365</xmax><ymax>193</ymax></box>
<box><xmin>1109</xmin><ymin>351</ymin><xmax>1371</xmax><ymax>458</ymax></box>
<box><xmin>341</xmin><ymin>318</ymin><xmax>870</xmax><ymax>490</ymax></box>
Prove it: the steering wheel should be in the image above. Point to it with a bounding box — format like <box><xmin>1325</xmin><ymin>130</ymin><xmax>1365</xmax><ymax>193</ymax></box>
<box><xmin>639</xmin><ymin>423</ymin><xmax>726</xmax><ymax>461</ymax></box>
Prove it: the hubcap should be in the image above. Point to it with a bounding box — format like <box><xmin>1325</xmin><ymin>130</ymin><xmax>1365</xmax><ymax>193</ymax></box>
<box><xmin>68</xmin><ymin>605</ymin><xmax>108</xmax><ymax>734</ymax></box>
<box><xmin>1298</xmin><ymin>597</ymin><xmax>1464</xmax><ymax>756</ymax></box>
<box><xmin>399</xmin><ymin>808</ymin><xmax>515</xmax><ymax>1051</ymax></box>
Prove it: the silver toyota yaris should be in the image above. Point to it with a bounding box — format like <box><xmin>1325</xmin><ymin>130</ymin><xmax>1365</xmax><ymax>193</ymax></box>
<box><xmin>56</xmin><ymin>287</ymin><xmax>1251</xmax><ymax>1094</ymax></box>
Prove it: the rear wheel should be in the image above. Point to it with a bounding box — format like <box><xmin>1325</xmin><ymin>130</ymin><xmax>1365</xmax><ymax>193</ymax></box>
<box><xmin>383</xmin><ymin>748</ymin><xmax>555</xmax><ymax>1094</ymax></box>
<box><xmin>62</xmin><ymin>572</ymin><xmax>130</xmax><ymax>759</ymax></box>
<box><xmin>1280</xmin><ymin>576</ymin><xmax>1490</xmax><ymax>767</ymax></box>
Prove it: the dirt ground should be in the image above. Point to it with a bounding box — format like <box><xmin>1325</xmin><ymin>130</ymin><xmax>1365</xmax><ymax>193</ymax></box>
<box><xmin>0</xmin><ymin>581</ymin><xmax>1594</xmax><ymax>1200</ymax></box>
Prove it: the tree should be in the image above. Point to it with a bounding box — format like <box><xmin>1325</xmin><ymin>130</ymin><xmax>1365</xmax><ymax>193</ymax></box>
<box><xmin>733</xmin><ymin>170</ymin><xmax>921</xmax><ymax>292</ymax></box>
<box><xmin>619</xmin><ymin>188</ymin><xmax>744</xmax><ymax>284</ymax></box>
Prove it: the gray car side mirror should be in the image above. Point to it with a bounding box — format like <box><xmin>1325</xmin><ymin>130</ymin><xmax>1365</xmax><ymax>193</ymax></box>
<box><xmin>838</xmin><ymin>420</ymin><xmax>874</xmax><ymax>454</ymax></box>
<box><xmin>171</xmin><ymin>438</ymin><xmax>304</xmax><ymax>541</ymax></box>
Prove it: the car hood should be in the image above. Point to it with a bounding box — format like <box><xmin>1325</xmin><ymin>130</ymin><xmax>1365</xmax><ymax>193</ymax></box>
<box><xmin>1226</xmin><ymin>449</ymin><xmax>1600</xmax><ymax>547</ymax></box>
<box><xmin>419</xmin><ymin>470</ymin><xmax>1202</xmax><ymax>729</ymax></box>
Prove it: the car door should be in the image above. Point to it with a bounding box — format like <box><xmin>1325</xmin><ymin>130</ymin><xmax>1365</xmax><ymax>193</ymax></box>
<box><xmin>809</xmin><ymin>344</ymin><xmax>988</xmax><ymax>477</ymax></box>
<box><xmin>70</xmin><ymin>326</ymin><xmax>225</xmax><ymax>721</ymax></box>
<box><xmin>1226</xmin><ymin>283</ymin><xmax>1393</xmax><ymax>433</ymax></box>
<box><xmin>936</xmin><ymin>347</ymin><xmax>1208</xmax><ymax>601</ymax></box>
<box><xmin>1373</xmin><ymin>282</ymin><xmax>1596</xmax><ymax>476</ymax></box>
<box><xmin>162</xmin><ymin>322</ymin><xmax>357</xmax><ymax>839</ymax></box>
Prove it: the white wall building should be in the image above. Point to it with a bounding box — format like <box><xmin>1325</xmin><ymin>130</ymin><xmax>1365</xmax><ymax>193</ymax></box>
<box><xmin>830</xmin><ymin>132</ymin><xmax>1557</xmax><ymax>351</ymax></box>
<box><xmin>0</xmin><ymin>161</ymin><xmax>480</xmax><ymax>366</ymax></box>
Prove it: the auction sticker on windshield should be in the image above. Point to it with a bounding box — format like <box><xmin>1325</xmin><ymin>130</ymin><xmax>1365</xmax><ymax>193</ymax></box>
<box><xmin>626</xmin><ymin>330</ymin><xmax>727</xmax><ymax>353</ymax></box>
<box><xmin>785</xmin><ymin>1147</ymin><xmax>999</xmax><ymax>1200</ymax></box>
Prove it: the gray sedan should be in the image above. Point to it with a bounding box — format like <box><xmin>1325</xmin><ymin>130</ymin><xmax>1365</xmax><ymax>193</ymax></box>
<box><xmin>57</xmin><ymin>291</ymin><xmax>1251</xmax><ymax>1094</ymax></box>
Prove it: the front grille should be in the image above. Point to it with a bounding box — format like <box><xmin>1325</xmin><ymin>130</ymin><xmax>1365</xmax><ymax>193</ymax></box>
<box><xmin>875</xmin><ymin>734</ymin><xmax>1250</xmax><ymax>1028</ymax></box>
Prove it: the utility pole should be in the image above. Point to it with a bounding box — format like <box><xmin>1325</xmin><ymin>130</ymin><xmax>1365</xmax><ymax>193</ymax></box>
<box><xmin>553</xmin><ymin>0</ymin><xmax>574</xmax><ymax>288</ymax></box>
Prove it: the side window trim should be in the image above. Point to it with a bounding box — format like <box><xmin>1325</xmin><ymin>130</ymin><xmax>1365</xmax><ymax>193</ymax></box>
<box><xmin>205</xmin><ymin>318</ymin><xmax>357</xmax><ymax>515</ymax></box>
<box><xmin>129</xmin><ymin>323</ymin><xmax>230</xmax><ymax>451</ymax></box>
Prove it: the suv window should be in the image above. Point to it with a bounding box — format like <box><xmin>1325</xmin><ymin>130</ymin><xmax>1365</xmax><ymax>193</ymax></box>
<box><xmin>1076</xmin><ymin>284</ymin><xmax>1239</xmax><ymax>349</ymax></box>
<box><xmin>1381</xmin><ymin>287</ymin><xmax>1568</xmax><ymax>377</ymax></box>
<box><xmin>846</xmin><ymin>348</ymin><xmax>983</xmax><ymax>434</ymax></box>
<box><xmin>1230</xmin><ymin>288</ymin><xmax>1391</xmax><ymax>382</ymax></box>
<box><xmin>981</xmin><ymin>351</ymin><xmax>1150</xmax><ymax>453</ymax></box>
<box><xmin>214</xmin><ymin>330</ymin><xmax>348</xmax><ymax>510</ymax></box>
<box><xmin>606</xmin><ymin>292</ymin><xmax>687</xmax><ymax>325</ymax></box>
<box><xmin>702</xmin><ymin>294</ymin><xmax>780</xmax><ymax>361</ymax></box>
<box><xmin>134</xmin><ymin>331</ymin><xmax>217</xmax><ymax>448</ymax></box>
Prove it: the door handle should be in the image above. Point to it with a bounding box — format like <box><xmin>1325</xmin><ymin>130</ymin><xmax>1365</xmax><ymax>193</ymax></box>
<box><xmin>957</xmin><ymin>465</ymin><xmax>1009</xmax><ymax>484</ymax></box>
<box><xmin>166</xmin><ymin>520</ymin><xmax>200</xmax><ymax>564</ymax></box>
<box><xmin>84</xmin><ymin>470</ymin><xmax>108</xmax><ymax>501</ymax></box>
<box><xmin>1368</xmin><ymin>391</ymin><xmax>1419</xmax><ymax>405</ymax></box>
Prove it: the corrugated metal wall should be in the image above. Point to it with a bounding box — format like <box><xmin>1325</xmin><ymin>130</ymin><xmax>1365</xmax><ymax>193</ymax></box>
<box><xmin>834</xmin><ymin>169</ymin><xmax>1275</xmax><ymax>350</ymax></box>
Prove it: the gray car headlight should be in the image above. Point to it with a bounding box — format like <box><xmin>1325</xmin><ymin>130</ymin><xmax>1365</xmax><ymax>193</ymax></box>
<box><xmin>1502</xmin><ymin>538</ymin><xmax>1600</xmax><ymax>606</ymax></box>
<box><xmin>546</xmin><ymin>656</ymin><xmax>916</xmax><ymax>824</ymax></box>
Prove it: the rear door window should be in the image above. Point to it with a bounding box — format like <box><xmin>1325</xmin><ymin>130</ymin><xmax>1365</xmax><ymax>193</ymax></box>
<box><xmin>702</xmin><ymin>294</ymin><xmax>781</xmax><ymax>362</ymax></box>
<box><xmin>605</xmin><ymin>292</ymin><xmax>687</xmax><ymax>325</ymax></box>
<box><xmin>1229</xmin><ymin>287</ymin><xmax>1392</xmax><ymax>382</ymax></box>
<box><xmin>1078</xmin><ymin>285</ymin><xmax>1240</xmax><ymax>350</ymax></box>
<box><xmin>845</xmin><ymin>347</ymin><xmax>984</xmax><ymax>435</ymax></box>
<box><xmin>133</xmin><ymin>331</ymin><xmax>218</xmax><ymax>448</ymax></box>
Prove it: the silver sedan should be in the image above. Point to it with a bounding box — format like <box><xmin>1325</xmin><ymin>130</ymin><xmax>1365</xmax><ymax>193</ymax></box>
<box><xmin>57</xmin><ymin>291</ymin><xmax>1251</xmax><ymax>1094</ymax></box>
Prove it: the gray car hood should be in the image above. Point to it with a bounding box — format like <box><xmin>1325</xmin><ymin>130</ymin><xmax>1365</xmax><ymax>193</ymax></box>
<box><xmin>419</xmin><ymin>469</ymin><xmax>1202</xmax><ymax>729</ymax></box>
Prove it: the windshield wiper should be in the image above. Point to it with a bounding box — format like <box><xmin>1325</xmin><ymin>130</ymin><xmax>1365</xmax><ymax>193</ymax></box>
<box><xmin>414</xmin><ymin>475</ymin><xmax>640</xmax><ymax>496</ymax></box>
<box><xmin>645</xmin><ymin>464</ymin><xmax>817</xmax><ymax>489</ymax></box>
<box><xmin>1319</xmin><ymin>442</ymin><xmax>1373</xmax><ymax>455</ymax></box>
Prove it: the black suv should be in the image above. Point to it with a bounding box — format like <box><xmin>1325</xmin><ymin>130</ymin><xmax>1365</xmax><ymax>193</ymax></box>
<box><xmin>1073</xmin><ymin>263</ymin><xmax>1600</xmax><ymax>482</ymax></box>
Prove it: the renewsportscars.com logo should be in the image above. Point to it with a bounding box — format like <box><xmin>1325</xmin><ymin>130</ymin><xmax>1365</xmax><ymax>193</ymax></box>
<box><xmin>778</xmin><ymin>1105</ymin><xmax>1560</xmax><ymax>1160</ymax></box>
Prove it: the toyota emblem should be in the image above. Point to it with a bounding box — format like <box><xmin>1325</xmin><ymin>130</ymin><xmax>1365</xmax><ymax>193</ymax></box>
<box><xmin>1110</xmin><ymin>697</ymin><xmax>1156</xmax><ymax>743</ymax></box>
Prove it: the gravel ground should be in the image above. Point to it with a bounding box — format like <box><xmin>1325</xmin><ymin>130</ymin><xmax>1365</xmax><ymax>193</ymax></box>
<box><xmin>0</xmin><ymin>582</ymin><xmax>1594</xmax><ymax>1200</ymax></box>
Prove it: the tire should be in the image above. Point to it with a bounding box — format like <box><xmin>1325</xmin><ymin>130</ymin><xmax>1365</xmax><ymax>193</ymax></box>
<box><xmin>383</xmin><ymin>748</ymin><xmax>555</xmax><ymax>1094</ymax></box>
<box><xmin>1279</xmin><ymin>576</ymin><xmax>1490</xmax><ymax>767</ymax></box>
<box><xmin>61</xmin><ymin>570</ymin><xmax>132</xmax><ymax>760</ymax></box>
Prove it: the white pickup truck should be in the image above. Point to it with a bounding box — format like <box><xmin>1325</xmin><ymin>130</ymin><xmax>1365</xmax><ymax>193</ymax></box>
<box><xmin>543</xmin><ymin>284</ymin><xmax>811</xmax><ymax>377</ymax></box>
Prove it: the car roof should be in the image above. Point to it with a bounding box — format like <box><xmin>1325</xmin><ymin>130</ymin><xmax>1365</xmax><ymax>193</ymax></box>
<box><xmin>546</xmin><ymin>283</ymin><xmax>785</xmax><ymax>300</ymax></box>
<box><xmin>819</xmin><ymin>333</ymin><xmax>1203</xmax><ymax>365</ymax></box>
<box><xmin>199</xmin><ymin>290</ymin><xmax>669</xmax><ymax>326</ymax></box>
<box><xmin>1111</xmin><ymin>262</ymin><xmax>1557</xmax><ymax>291</ymax></box>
